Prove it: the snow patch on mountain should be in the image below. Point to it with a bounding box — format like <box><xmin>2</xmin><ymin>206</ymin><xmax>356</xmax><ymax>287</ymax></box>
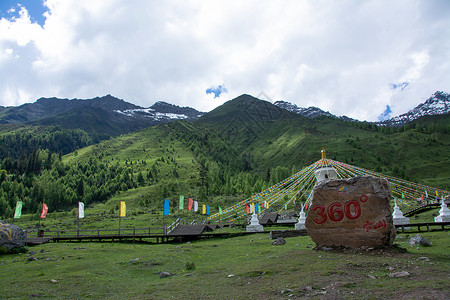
<box><xmin>274</xmin><ymin>100</ymin><xmax>358</xmax><ymax>122</ymax></box>
<box><xmin>274</xmin><ymin>101</ymin><xmax>334</xmax><ymax>118</ymax></box>
<box><xmin>114</xmin><ymin>108</ymin><xmax>189</xmax><ymax>120</ymax></box>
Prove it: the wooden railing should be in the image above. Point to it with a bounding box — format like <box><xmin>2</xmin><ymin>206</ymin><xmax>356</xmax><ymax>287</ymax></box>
<box><xmin>167</xmin><ymin>218</ymin><xmax>181</xmax><ymax>234</ymax></box>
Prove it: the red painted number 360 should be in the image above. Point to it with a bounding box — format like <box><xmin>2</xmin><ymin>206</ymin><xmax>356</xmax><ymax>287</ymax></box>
<box><xmin>312</xmin><ymin>200</ymin><xmax>361</xmax><ymax>224</ymax></box>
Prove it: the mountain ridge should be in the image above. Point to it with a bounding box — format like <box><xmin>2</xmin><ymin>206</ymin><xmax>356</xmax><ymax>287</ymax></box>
<box><xmin>0</xmin><ymin>94</ymin><xmax>205</xmax><ymax>137</ymax></box>
<box><xmin>376</xmin><ymin>91</ymin><xmax>450</xmax><ymax>127</ymax></box>
<box><xmin>0</xmin><ymin>91</ymin><xmax>448</xmax><ymax>136</ymax></box>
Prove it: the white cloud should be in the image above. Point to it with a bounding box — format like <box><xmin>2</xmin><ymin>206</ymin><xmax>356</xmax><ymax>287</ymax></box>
<box><xmin>0</xmin><ymin>0</ymin><xmax>449</xmax><ymax>121</ymax></box>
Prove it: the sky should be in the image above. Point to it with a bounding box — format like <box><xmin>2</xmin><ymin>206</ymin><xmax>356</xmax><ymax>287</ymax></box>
<box><xmin>0</xmin><ymin>0</ymin><xmax>449</xmax><ymax>121</ymax></box>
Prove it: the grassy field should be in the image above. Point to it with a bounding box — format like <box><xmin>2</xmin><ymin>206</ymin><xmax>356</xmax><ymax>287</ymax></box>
<box><xmin>1</xmin><ymin>229</ymin><xmax>449</xmax><ymax>299</ymax></box>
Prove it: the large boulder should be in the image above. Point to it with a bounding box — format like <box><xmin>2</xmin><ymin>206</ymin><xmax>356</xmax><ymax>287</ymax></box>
<box><xmin>306</xmin><ymin>176</ymin><xmax>396</xmax><ymax>248</ymax></box>
<box><xmin>0</xmin><ymin>221</ymin><xmax>27</xmax><ymax>252</ymax></box>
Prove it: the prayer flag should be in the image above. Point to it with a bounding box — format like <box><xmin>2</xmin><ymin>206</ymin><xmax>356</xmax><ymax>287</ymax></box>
<box><xmin>425</xmin><ymin>190</ymin><xmax>428</xmax><ymax>198</ymax></box>
<box><xmin>40</xmin><ymin>203</ymin><xmax>48</xmax><ymax>218</ymax></box>
<box><xmin>206</xmin><ymin>206</ymin><xmax>210</xmax><ymax>215</ymax></box>
<box><xmin>255</xmin><ymin>203</ymin><xmax>259</xmax><ymax>212</ymax></box>
<box><xmin>219</xmin><ymin>206</ymin><xmax>223</xmax><ymax>215</ymax></box>
<box><xmin>188</xmin><ymin>198</ymin><xmax>193</xmax><ymax>211</ymax></box>
<box><xmin>179</xmin><ymin>195</ymin><xmax>184</xmax><ymax>210</ymax></box>
<box><xmin>194</xmin><ymin>201</ymin><xmax>198</xmax><ymax>212</ymax></box>
<box><xmin>202</xmin><ymin>204</ymin><xmax>206</xmax><ymax>215</ymax></box>
<box><xmin>120</xmin><ymin>201</ymin><xmax>126</xmax><ymax>217</ymax></box>
<box><xmin>436</xmin><ymin>190</ymin><xmax>439</xmax><ymax>196</ymax></box>
<box><xmin>163</xmin><ymin>199</ymin><xmax>170</xmax><ymax>215</ymax></box>
<box><xmin>421</xmin><ymin>194</ymin><xmax>424</xmax><ymax>201</ymax></box>
<box><xmin>284</xmin><ymin>203</ymin><xmax>287</xmax><ymax>210</ymax></box>
<box><xmin>78</xmin><ymin>202</ymin><xmax>85</xmax><ymax>219</ymax></box>
<box><xmin>258</xmin><ymin>203</ymin><xmax>261</xmax><ymax>213</ymax></box>
<box><xmin>401</xmin><ymin>192</ymin><xmax>405</xmax><ymax>199</ymax></box>
<box><xmin>14</xmin><ymin>201</ymin><xmax>22</xmax><ymax>219</ymax></box>
<box><xmin>246</xmin><ymin>204</ymin><xmax>249</xmax><ymax>214</ymax></box>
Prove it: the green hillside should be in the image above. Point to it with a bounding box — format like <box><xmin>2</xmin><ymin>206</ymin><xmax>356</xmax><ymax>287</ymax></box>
<box><xmin>1</xmin><ymin>95</ymin><xmax>449</xmax><ymax>220</ymax></box>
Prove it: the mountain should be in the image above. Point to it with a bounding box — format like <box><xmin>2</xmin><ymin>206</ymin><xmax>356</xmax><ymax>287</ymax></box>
<box><xmin>197</xmin><ymin>94</ymin><xmax>299</xmax><ymax>146</ymax></box>
<box><xmin>376</xmin><ymin>91</ymin><xmax>450</xmax><ymax>127</ymax></box>
<box><xmin>199</xmin><ymin>94</ymin><xmax>297</xmax><ymax>124</ymax></box>
<box><xmin>0</xmin><ymin>95</ymin><xmax>204</xmax><ymax>137</ymax></box>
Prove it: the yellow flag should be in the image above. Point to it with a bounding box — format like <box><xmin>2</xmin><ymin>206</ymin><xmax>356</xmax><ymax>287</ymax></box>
<box><xmin>120</xmin><ymin>201</ymin><xmax>126</xmax><ymax>217</ymax></box>
<box><xmin>202</xmin><ymin>204</ymin><xmax>206</xmax><ymax>215</ymax></box>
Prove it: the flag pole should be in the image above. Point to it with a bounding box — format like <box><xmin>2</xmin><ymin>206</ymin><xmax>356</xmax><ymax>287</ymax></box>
<box><xmin>37</xmin><ymin>202</ymin><xmax>42</xmax><ymax>237</ymax></box>
<box><xmin>119</xmin><ymin>214</ymin><xmax>121</xmax><ymax>237</ymax></box>
<box><xmin>162</xmin><ymin>213</ymin><xmax>166</xmax><ymax>235</ymax></box>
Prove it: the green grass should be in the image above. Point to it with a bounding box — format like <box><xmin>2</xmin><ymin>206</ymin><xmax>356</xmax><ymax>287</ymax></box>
<box><xmin>1</xmin><ymin>231</ymin><xmax>449</xmax><ymax>299</ymax></box>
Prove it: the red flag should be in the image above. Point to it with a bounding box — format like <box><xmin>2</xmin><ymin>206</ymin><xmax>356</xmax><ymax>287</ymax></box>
<box><xmin>40</xmin><ymin>203</ymin><xmax>48</xmax><ymax>218</ymax></box>
<box><xmin>188</xmin><ymin>198</ymin><xmax>193</xmax><ymax>211</ymax></box>
<box><xmin>305</xmin><ymin>203</ymin><xmax>309</xmax><ymax>210</ymax></box>
<box><xmin>246</xmin><ymin>204</ymin><xmax>249</xmax><ymax>214</ymax></box>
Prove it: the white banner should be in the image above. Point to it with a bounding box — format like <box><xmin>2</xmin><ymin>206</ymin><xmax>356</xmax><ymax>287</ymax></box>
<box><xmin>194</xmin><ymin>201</ymin><xmax>198</xmax><ymax>212</ymax></box>
<box><xmin>78</xmin><ymin>202</ymin><xmax>85</xmax><ymax>219</ymax></box>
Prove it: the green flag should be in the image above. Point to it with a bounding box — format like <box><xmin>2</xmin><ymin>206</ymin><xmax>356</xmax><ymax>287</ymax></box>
<box><xmin>14</xmin><ymin>201</ymin><xmax>22</xmax><ymax>219</ymax></box>
<box><xmin>219</xmin><ymin>206</ymin><xmax>223</xmax><ymax>215</ymax></box>
<box><xmin>284</xmin><ymin>203</ymin><xmax>287</xmax><ymax>210</ymax></box>
<box><xmin>179</xmin><ymin>195</ymin><xmax>184</xmax><ymax>210</ymax></box>
<box><xmin>401</xmin><ymin>192</ymin><xmax>405</xmax><ymax>199</ymax></box>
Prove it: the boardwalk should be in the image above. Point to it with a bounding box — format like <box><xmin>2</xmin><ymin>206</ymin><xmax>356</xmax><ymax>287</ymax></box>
<box><xmin>404</xmin><ymin>203</ymin><xmax>441</xmax><ymax>217</ymax></box>
<box><xmin>395</xmin><ymin>221</ymin><xmax>450</xmax><ymax>233</ymax></box>
<box><xmin>24</xmin><ymin>224</ymin><xmax>246</xmax><ymax>245</ymax></box>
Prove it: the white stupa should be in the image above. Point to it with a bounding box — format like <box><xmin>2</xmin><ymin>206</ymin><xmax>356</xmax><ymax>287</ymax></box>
<box><xmin>246</xmin><ymin>212</ymin><xmax>264</xmax><ymax>232</ymax></box>
<box><xmin>392</xmin><ymin>198</ymin><xmax>410</xmax><ymax>229</ymax></box>
<box><xmin>314</xmin><ymin>148</ymin><xmax>338</xmax><ymax>183</ymax></box>
<box><xmin>434</xmin><ymin>197</ymin><xmax>450</xmax><ymax>222</ymax></box>
<box><xmin>295</xmin><ymin>203</ymin><xmax>307</xmax><ymax>230</ymax></box>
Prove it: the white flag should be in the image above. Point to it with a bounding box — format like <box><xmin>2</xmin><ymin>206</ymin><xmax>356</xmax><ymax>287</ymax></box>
<box><xmin>194</xmin><ymin>201</ymin><xmax>198</xmax><ymax>212</ymax></box>
<box><xmin>78</xmin><ymin>202</ymin><xmax>85</xmax><ymax>219</ymax></box>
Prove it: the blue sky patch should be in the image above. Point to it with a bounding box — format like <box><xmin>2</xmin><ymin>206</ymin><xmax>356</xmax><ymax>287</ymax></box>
<box><xmin>377</xmin><ymin>105</ymin><xmax>392</xmax><ymax>121</ymax></box>
<box><xmin>390</xmin><ymin>82</ymin><xmax>409</xmax><ymax>91</ymax></box>
<box><xmin>0</xmin><ymin>0</ymin><xmax>47</xmax><ymax>26</ymax></box>
<box><xmin>206</xmin><ymin>85</ymin><xmax>228</xmax><ymax>98</ymax></box>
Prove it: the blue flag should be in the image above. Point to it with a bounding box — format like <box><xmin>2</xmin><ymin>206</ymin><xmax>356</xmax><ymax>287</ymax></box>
<box><xmin>164</xmin><ymin>199</ymin><xmax>170</xmax><ymax>216</ymax></box>
<box><xmin>206</xmin><ymin>206</ymin><xmax>210</xmax><ymax>215</ymax></box>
